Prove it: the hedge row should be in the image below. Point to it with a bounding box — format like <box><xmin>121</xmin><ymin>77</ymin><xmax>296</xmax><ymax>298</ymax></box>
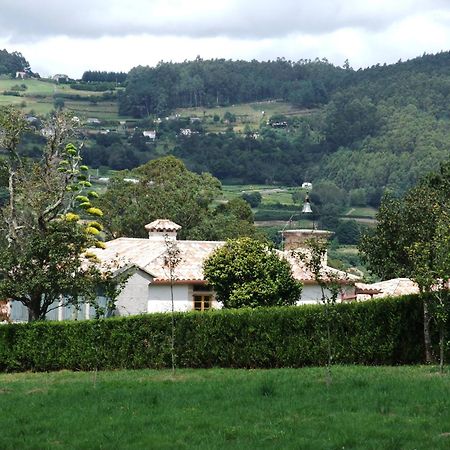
<box><xmin>0</xmin><ymin>295</ymin><xmax>426</xmax><ymax>372</ymax></box>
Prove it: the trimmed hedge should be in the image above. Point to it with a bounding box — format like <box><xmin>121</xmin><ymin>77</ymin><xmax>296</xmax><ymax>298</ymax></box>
<box><xmin>0</xmin><ymin>295</ymin><xmax>427</xmax><ymax>372</ymax></box>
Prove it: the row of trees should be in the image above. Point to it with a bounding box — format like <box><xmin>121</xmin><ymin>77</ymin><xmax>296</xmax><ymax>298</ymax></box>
<box><xmin>81</xmin><ymin>71</ymin><xmax>127</xmax><ymax>83</ymax></box>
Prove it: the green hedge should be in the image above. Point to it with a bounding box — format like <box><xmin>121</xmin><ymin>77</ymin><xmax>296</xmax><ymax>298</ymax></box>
<box><xmin>0</xmin><ymin>295</ymin><xmax>426</xmax><ymax>372</ymax></box>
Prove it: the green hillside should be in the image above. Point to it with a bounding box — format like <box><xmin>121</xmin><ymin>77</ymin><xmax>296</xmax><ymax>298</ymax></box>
<box><xmin>0</xmin><ymin>78</ymin><xmax>125</xmax><ymax>119</ymax></box>
<box><xmin>3</xmin><ymin>51</ymin><xmax>450</xmax><ymax>216</ymax></box>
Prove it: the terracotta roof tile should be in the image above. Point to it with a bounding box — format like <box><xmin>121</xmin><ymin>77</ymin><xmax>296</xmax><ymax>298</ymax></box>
<box><xmin>90</xmin><ymin>237</ymin><xmax>357</xmax><ymax>284</ymax></box>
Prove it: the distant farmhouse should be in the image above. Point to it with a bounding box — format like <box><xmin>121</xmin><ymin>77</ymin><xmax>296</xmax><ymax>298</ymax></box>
<box><xmin>143</xmin><ymin>130</ymin><xmax>156</xmax><ymax>140</ymax></box>
<box><xmin>52</xmin><ymin>74</ymin><xmax>69</xmax><ymax>83</ymax></box>
<box><xmin>86</xmin><ymin>117</ymin><xmax>101</xmax><ymax>125</ymax></box>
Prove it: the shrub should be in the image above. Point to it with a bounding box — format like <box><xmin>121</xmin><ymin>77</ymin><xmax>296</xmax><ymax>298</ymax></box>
<box><xmin>0</xmin><ymin>295</ymin><xmax>429</xmax><ymax>372</ymax></box>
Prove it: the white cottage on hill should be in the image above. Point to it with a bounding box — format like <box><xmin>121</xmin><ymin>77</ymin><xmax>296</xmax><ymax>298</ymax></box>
<box><xmin>6</xmin><ymin>219</ymin><xmax>357</xmax><ymax>322</ymax></box>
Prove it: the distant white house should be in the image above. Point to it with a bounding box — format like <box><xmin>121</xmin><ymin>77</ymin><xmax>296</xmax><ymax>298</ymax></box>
<box><xmin>15</xmin><ymin>71</ymin><xmax>27</xmax><ymax>79</ymax></box>
<box><xmin>52</xmin><ymin>74</ymin><xmax>69</xmax><ymax>83</ymax></box>
<box><xmin>180</xmin><ymin>128</ymin><xmax>192</xmax><ymax>136</ymax></box>
<box><xmin>302</xmin><ymin>182</ymin><xmax>313</xmax><ymax>190</ymax></box>
<box><xmin>143</xmin><ymin>130</ymin><xmax>156</xmax><ymax>140</ymax></box>
<box><xmin>6</xmin><ymin>220</ymin><xmax>357</xmax><ymax>322</ymax></box>
<box><xmin>41</xmin><ymin>127</ymin><xmax>54</xmax><ymax>138</ymax></box>
<box><xmin>86</xmin><ymin>118</ymin><xmax>101</xmax><ymax>125</ymax></box>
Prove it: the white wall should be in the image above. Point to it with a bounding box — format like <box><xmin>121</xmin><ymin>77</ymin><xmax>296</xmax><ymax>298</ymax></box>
<box><xmin>298</xmin><ymin>284</ymin><xmax>354</xmax><ymax>305</ymax></box>
<box><xmin>298</xmin><ymin>285</ymin><xmax>324</xmax><ymax>305</ymax></box>
<box><xmin>10</xmin><ymin>301</ymin><xmax>28</xmax><ymax>322</ymax></box>
<box><xmin>115</xmin><ymin>271</ymin><xmax>152</xmax><ymax>316</ymax></box>
<box><xmin>147</xmin><ymin>284</ymin><xmax>193</xmax><ymax>313</ymax></box>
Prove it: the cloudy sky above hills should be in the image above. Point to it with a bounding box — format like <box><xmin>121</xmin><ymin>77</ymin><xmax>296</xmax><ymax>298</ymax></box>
<box><xmin>0</xmin><ymin>0</ymin><xmax>449</xmax><ymax>77</ymax></box>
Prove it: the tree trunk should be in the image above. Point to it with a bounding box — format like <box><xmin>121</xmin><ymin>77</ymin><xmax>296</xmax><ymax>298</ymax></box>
<box><xmin>440</xmin><ymin>327</ymin><xmax>445</xmax><ymax>374</ymax></box>
<box><xmin>423</xmin><ymin>298</ymin><xmax>434</xmax><ymax>363</ymax></box>
<box><xmin>27</xmin><ymin>294</ymin><xmax>43</xmax><ymax>322</ymax></box>
<box><xmin>28</xmin><ymin>306</ymin><xmax>40</xmax><ymax>322</ymax></box>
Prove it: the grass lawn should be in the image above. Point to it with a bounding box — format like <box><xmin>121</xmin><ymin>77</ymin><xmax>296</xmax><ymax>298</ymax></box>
<box><xmin>2</xmin><ymin>366</ymin><xmax>450</xmax><ymax>449</ymax></box>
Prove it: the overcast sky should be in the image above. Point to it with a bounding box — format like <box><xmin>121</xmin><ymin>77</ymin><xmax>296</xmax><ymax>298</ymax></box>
<box><xmin>1</xmin><ymin>0</ymin><xmax>450</xmax><ymax>77</ymax></box>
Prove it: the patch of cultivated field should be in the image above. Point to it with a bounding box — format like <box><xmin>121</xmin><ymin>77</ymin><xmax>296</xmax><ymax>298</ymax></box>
<box><xmin>0</xmin><ymin>79</ymin><xmax>124</xmax><ymax>119</ymax></box>
<box><xmin>176</xmin><ymin>101</ymin><xmax>316</xmax><ymax>130</ymax></box>
<box><xmin>1</xmin><ymin>366</ymin><xmax>450</xmax><ymax>449</ymax></box>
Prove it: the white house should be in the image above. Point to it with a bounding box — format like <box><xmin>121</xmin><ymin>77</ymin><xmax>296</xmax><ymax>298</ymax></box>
<box><xmin>143</xmin><ymin>130</ymin><xmax>156</xmax><ymax>140</ymax></box>
<box><xmin>88</xmin><ymin>220</ymin><xmax>356</xmax><ymax>315</ymax></box>
<box><xmin>5</xmin><ymin>220</ymin><xmax>357</xmax><ymax>322</ymax></box>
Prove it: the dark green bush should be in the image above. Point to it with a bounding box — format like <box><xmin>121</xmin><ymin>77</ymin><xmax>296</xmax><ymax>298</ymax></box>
<box><xmin>0</xmin><ymin>295</ymin><xmax>427</xmax><ymax>372</ymax></box>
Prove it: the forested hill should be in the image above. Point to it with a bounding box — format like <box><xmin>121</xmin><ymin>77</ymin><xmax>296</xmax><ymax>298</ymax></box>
<box><xmin>119</xmin><ymin>52</ymin><xmax>450</xmax><ymax>117</ymax></box>
<box><xmin>107</xmin><ymin>51</ymin><xmax>450</xmax><ymax>200</ymax></box>
<box><xmin>4</xmin><ymin>50</ymin><xmax>450</xmax><ymax>203</ymax></box>
<box><xmin>118</xmin><ymin>58</ymin><xmax>348</xmax><ymax>117</ymax></box>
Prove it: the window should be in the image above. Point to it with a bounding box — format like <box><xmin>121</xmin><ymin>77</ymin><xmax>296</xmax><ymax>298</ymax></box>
<box><xmin>193</xmin><ymin>285</ymin><xmax>213</xmax><ymax>311</ymax></box>
<box><xmin>193</xmin><ymin>295</ymin><xmax>212</xmax><ymax>311</ymax></box>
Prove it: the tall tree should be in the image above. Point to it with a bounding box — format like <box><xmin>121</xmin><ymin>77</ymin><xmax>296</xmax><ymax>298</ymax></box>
<box><xmin>360</xmin><ymin>162</ymin><xmax>450</xmax><ymax>363</ymax></box>
<box><xmin>99</xmin><ymin>156</ymin><xmax>257</xmax><ymax>240</ymax></box>
<box><xmin>0</xmin><ymin>107</ymin><xmax>118</xmax><ymax>321</ymax></box>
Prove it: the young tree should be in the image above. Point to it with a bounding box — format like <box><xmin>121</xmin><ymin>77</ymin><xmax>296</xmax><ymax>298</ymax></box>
<box><xmin>293</xmin><ymin>239</ymin><xmax>345</xmax><ymax>383</ymax></box>
<box><xmin>162</xmin><ymin>234</ymin><xmax>182</xmax><ymax>373</ymax></box>
<box><xmin>203</xmin><ymin>238</ymin><xmax>302</xmax><ymax>308</ymax></box>
<box><xmin>0</xmin><ymin>107</ymin><xmax>118</xmax><ymax>321</ymax></box>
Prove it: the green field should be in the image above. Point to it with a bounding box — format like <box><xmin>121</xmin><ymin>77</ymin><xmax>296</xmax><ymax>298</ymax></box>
<box><xmin>0</xmin><ymin>78</ymin><xmax>126</xmax><ymax>120</ymax></box>
<box><xmin>345</xmin><ymin>207</ymin><xmax>378</xmax><ymax>218</ymax></box>
<box><xmin>1</xmin><ymin>366</ymin><xmax>450</xmax><ymax>449</ymax></box>
<box><xmin>222</xmin><ymin>184</ymin><xmax>304</xmax><ymax>205</ymax></box>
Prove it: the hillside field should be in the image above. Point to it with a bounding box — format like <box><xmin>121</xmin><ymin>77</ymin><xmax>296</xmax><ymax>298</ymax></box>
<box><xmin>0</xmin><ymin>78</ymin><xmax>124</xmax><ymax>119</ymax></box>
<box><xmin>176</xmin><ymin>100</ymin><xmax>316</xmax><ymax>131</ymax></box>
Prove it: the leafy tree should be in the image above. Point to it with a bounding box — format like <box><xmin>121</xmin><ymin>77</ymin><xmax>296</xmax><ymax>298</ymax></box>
<box><xmin>360</xmin><ymin>163</ymin><xmax>450</xmax><ymax>363</ymax></box>
<box><xmin>0</xmin><ymin>107</ymin><xmax>119</xmax><ymax>321</ymax></box>
<box><xmin>100</xmin><ymin>156</ymin><xmax>257</xmax><ymax>240</ymax></box>
<box><xmin>335</xmin><ymin>220</ymin><xmax>360</xmax><ymax>245</ymax></box>
<box><xmin>241</xmin><ymin>191</ymin><xmax>262</xmax><ymax>208</ymax></box>
<box><xmin>0</xmin><ymin>221</ymin><xmax>103</xmax><ymax>321</ymax></box>
<box><xmin>203</xmin><ymin>237</ymin><xmax>302</xmax><ymax>308</ymax></box>
<box><xmin>0</xmin><ymin>49</ymin><xmax>30</xmax><ymax>75</ymax></box>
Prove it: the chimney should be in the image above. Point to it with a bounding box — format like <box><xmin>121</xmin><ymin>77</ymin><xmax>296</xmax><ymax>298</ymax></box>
<box><xmin>144</xmin><ymin>219</ymin><xmax>181</xmax><ymax>241</ymax></box>
<box><xmin>281</xmin><ymin>229</ymin><xmax>333</xmax><ymax>264</ymax></box>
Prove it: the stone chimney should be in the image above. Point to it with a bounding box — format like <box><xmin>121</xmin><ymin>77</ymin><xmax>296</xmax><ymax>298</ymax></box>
<box><xmin>281</xmin><ymin>229</ymin><xmax>333</xmax><ymax>264</ymax></box>
<box><xmin>281</xmin><ymin>229</ymin><xmax>332</xmax><ymax>251</ymax></box>
<box><xmin>144</xmin><ymin>219</ymin><xmax>181</xmax><ymax>241</ymax></box>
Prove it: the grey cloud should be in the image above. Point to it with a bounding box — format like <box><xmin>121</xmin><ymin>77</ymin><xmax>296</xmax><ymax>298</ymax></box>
<box><xmin>0</xmin><ymin>0</ymin><xmax>448</xmax><ymax>42</ymax></box>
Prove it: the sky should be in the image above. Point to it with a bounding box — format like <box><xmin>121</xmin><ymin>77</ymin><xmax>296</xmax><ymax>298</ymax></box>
<box><xmin>1</xmin><ymin>0</ymin><xmax>450</xmax><ymax>78</ymax></box>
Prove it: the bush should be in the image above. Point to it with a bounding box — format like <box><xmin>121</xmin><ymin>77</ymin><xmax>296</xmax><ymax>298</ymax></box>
<box><xmin>241</xmin><ymin>191</ymin><xmax>262</xmax><ymax>208</ymax></box>
<box><xmin>0</xmin><ymin>295</ymin><xmax>429</xmax><ymax>372</ymax></box>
